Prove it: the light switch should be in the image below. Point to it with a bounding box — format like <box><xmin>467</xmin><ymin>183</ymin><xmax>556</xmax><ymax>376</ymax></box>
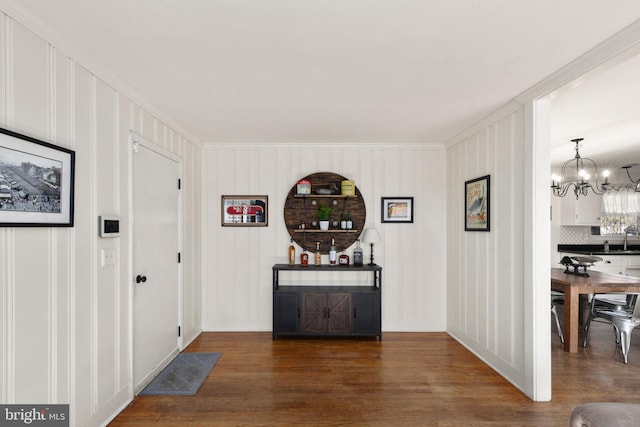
<box><xmin>101</xmin><ymin>248</ymin><xmax>116</xmax><ymax>267</ymax></box>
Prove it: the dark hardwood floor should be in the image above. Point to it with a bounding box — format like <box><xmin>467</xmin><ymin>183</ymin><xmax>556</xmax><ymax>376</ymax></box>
<box><xmin>111</xmin><ymin>308</ymin><xmax>640</xmax><ymax>426</ymax></box>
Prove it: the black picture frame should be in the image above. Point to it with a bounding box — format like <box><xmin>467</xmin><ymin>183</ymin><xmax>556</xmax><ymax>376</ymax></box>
<box><xmin>0</xmin><ymin>128</ymin><xmax>75</xmax><ymax>227</ymax></box>
<box><xmin>221</xmin><ymin>195</ymin><xmax>268</xmax><ymax>226</ymax></box>
<box><xmin>381</xmin><ymin>197</ymin><xmax>413</xmax><ymax>223</ymax></box>
<box><xmin>465</xmin><ymin>175</ymin><xmax>490</xmax><ymax>232</ymax></box>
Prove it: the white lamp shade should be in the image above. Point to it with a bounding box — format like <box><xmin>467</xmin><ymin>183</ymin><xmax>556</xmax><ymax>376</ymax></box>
<box><xmin>362</xmin><ymin>227</ymin><xmax>381</xmax><ymax>244</ymax></box>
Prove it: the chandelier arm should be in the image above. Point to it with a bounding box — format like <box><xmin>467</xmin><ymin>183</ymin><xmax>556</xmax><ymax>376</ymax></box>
<box><xmin>585</xmin><ymin>182</ymin><xmax>606</xmax><ymax>196</ymax></box>
<box><xmin>552</xmin><ymin>182</ymin><xmax>578</xmax><ymax>199</ymax></box>
<box><xmin>624</xmin><ymin>166</ymin><xmax>640</xmax><ymax>185</ymax></box>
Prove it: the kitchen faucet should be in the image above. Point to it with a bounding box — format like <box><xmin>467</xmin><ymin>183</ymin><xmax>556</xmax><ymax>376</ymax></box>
<box><xmin>623</xmin><ymin>225</ymin><xmax>639</xmax><ymax>250</ymax></box>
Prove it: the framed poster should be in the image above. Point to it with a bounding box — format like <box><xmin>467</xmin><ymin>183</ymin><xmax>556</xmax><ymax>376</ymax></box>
<box><xmin>221</xmin><ymin>195</ymin><xmax>268</xmax><ymax>226</ymax></box>
<box><xmin>465</xmin><ymin>175</ymin><xmax>490</xmax><ymax>231</ymax></box>
<box><xmin>381</xmin><ymin>197</ymin><xmax>413</xmax><ymax>223</ymax></box>
<box><xmin>0</xmin><ymin>127</ymin><xmax>75</xmax><ymax>227</ymax></box>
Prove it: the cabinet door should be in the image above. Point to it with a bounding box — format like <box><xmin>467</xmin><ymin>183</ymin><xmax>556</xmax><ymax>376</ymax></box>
<box><xmin>576</xmin><ymin>194</ymin><xmax>602</xmax><ymax>225</ymax></box>
<box><xmin>560</xmin><ymin>193</ymin><xmax>602</xmax><ymax>225</ymax></box>
<box><xmin>591</xmin><ymin>265</ymin><xmax>626</xmax><ymax>275</ymax></box>
<box><xmin>326</xmin><ymin>293</ymin><xmax>352</xmax><ymax>334</ymax></box>
<box><xmin>353</xmin><ymin>292</ymin><xmax>379</xmax><ymax>334</ymax></box>
<box><xmin>300</xmin><ymin>292</ymin><xmax>352</xmax><ymax>334</ymax></box>
<box><xmin>301</xmin><ymin>293</ymin><xmax>327</xmax><ymax>333</ymax></box>
<box><xmin>274</xmin><ymin>292</ymin><xmax>300</xmax><ymax>333</ymax></box>
<box><xmin>627</xmin><ymin>265</ymin><xmax>640</xmax><ymax>278</ymax></box>
<box><xmin>591</xmin><ymin>255</ymin><xmax>625</xmax><ymax>276</ymax></box>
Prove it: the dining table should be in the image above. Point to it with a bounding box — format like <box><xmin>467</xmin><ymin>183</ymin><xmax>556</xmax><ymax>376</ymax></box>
<box><xmin>551</xmin><ymin>267</ymin><xmax>640</xmax><ymax>353</ymax></box>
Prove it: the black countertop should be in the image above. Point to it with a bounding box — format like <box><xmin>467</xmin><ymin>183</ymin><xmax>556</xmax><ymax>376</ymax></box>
<box><xmin>558</xmin><ymin>244</ymin><xmax>640</xmax><ymax>255</ymax></box>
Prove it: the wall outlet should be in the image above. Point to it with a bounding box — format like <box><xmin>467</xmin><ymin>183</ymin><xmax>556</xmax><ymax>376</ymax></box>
<box><xmin>101</xmin><ymin>248</ymin><xmax>116</xmax><ymax>267</ymax></box>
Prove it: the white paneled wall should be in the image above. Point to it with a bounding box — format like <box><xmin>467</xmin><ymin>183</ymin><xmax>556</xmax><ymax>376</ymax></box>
<box><xmin>446</xmin><ymin>104</ymin><xmax>530</xmax><ymax>394</ymax></box>
<box><xmin>0</xmin><ymin>11</ymin><xmax>201</xmax><ymax>427</ymax></box>
<box><xmin>202</xmin><ymin>143</ymin><xmax>447</xmax><ymax>332</ymax></box>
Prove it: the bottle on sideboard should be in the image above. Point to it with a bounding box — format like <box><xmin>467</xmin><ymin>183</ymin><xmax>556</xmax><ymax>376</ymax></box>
<box><xmin>300</xmin><ymin>248</ymin><xmax>309</xmax><ymax>266</ymax></box>
<box><xmin>288</xmin><ymin>238</ymin><xmax>295</xmax><ymax>265</ymax></box>
<box><xmin>315</xmin><ymin>242</ymin><xmax>321</xmax><ymax>266</ymax></box>
<box><xmin>338</xmin><ymin>248</ymin><xmax>350</xmax><ymax>266</ymax></box>
<box><xmin>353</xmin><ymin>239</ymin><xmax>363</xmax><ymax>267</ymax></box>
<box><xmin>329</xmin><ymin>238</ymin><xmax>337</xmax><ymax>266</ymax></box>
<box><xmin>346</xmin><ymin>213</ymin><xmax>353</xmax><ymax>230</ymax></box>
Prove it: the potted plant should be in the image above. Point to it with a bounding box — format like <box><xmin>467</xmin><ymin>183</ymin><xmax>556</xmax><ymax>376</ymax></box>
<box><xmin>315</xmin><ymin>203</ymin><xmax>335</xmax><ymax>230</ymax></box>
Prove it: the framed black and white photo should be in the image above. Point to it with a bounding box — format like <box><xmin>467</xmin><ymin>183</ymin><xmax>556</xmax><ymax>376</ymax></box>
<box><xmin>381</xmin><ymin>197</ymin><xmax>413</xmax><ymax>223</ymax></box>
<box><xmin>0</xmin><ymin>128</ymin><xmax>75</xmax><ymax>227</ymax></box>
<box><xmin>221</xmin><ymin>195</ymin><xmax>268</xmax><ymax>226</ymax></box>
<box><xmin>465</xmin><ymin>175</ymin><xmax>490</xmax><ymax>232</ymax></box>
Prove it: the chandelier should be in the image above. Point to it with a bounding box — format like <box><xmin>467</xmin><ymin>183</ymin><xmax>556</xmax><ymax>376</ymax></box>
<box><xmin>622</xmin><ymin>164</ymin><xmax>640</xmax><ymax>192</ymax></box>
<box><xmin>551</xmin><ymin>138</ymin><xmax>610</xmax><ymax>199</ymax></box>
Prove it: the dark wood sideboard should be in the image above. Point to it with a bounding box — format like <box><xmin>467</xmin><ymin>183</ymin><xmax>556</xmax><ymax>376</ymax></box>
<box><xmin>272</xmin><ymin>264</ymin><xmax>382</xmax><ymax>340</ymax></box>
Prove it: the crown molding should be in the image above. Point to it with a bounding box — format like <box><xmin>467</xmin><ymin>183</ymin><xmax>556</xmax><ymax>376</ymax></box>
<box><xmin>445</xmin><ymin>19</ymin><xmax>640</xmax><ymax>149</ymax></box>
<box><xmin>444</xmin><ymin>100</ymin><xmax>524</xmax><ymax>148</ymax></box>
<box><xmin>0</xmin><ymin>0</ymin><xmax>203</xmax><ymax>147</ymax></box>
<box><xmin>515</xmin><ymin>18</ymin><xmax>640</xmax><ymax>104</ymax></box>
<box><xmin>202</xmin><ymin>141</ymin><xmax>445</xmax><ymax>151</ymax></box>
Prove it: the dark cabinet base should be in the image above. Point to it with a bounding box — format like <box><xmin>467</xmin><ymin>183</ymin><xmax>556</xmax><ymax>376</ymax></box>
<box><xmin>272</xmin><ymin>264</ymin><xmax>382</xmax><ymax>340</ymax></box>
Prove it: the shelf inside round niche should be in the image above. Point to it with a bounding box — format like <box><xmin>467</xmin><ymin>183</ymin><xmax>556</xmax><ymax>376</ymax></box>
<box><xmin>284</xmin><ymin>172</ymin><xmax>366</xmax><ymax>254</ymax></box>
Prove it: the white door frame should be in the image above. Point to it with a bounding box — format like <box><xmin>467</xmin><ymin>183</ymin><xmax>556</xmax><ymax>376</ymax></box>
<box><xmin>523</xmin><ymin>21</ymin><xmax>640</xmax><ymax>400</ymax></box>
<box><xmin>127</xmin><ymin>131</ymin><xmax>184</xmax><ymax>393</ymax></box>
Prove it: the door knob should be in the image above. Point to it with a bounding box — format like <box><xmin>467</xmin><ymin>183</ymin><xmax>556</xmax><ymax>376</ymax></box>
<box><xmin>136</xmin><ymin>275</ymin><xmax>147</xmax><ymax>284</ymax></box>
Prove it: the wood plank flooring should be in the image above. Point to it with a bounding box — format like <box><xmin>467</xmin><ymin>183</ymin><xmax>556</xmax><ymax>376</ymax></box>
<box><xmin>110</xmin><ymin>312</ymin><xmax>640</xmax><ymax>426</ymax></box>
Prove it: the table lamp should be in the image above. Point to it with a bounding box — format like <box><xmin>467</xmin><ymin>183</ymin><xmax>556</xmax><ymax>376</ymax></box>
<box><xmin>362</xmin><ymin>227</ymin><xmax>381</xmax><ymax>265</ymax></box>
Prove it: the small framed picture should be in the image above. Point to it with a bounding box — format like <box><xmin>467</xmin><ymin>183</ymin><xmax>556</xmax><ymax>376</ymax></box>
<box><xmin>381</xmin><ymin>197</ymin><xmax>413</xmax><ymax>223</ymax></box>
<box><xmin>221</xmin><ymin>195</ymin><xmax>268</xmax><ymax>226</ymax></box>
<box><xmin>0</xmin><ymin>127</ymin><xmax>75</xmax><ymax>227</ymax></box>
<box><xmin>465</xmin><ymin>175</ymin><xmax>490</xmax><ymax>232</ymax></box>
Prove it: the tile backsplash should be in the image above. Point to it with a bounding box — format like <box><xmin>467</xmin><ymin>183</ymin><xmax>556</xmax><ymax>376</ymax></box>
<box><xmin>559</xmin><ymin>226</ymin><xmax>591</xmax><ymax>244</ymax></box>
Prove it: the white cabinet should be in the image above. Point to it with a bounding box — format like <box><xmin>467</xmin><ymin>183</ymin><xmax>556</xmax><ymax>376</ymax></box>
<box><xmin>591</xmin><ymin>255</ymin><xmax>626</xmax><ymax>276</ymax></box>
<box><xmin>560</xmin><ymin>193</ymin><xmax>602</xmax><ymax>226</ymax></box>
<box><xmin>625</xmin><ymin>259</ymin><xmax>640</xmax><ymax>278</ymax></box>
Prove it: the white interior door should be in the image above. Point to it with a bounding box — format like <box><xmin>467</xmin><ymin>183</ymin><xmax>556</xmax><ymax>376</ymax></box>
<box><xmin>132</xmin><ymin>139</ymin><xmax>180</xmax><ymax>392</ymax></box>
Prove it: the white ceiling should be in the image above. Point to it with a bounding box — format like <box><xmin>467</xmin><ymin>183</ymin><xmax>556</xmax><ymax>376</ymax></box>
<box><xmin>13</xmin><ymin>0</ymin><xmax>640</xmax><ymax>146</ymax></box>
<box><xmin>550</xmin><ymin>52</ymin><xmax>640</xmax><ymax>171</ymax></box>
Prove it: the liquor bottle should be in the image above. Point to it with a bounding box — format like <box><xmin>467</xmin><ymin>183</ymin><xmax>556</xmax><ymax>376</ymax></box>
<box><xmin>353</xmin><ymin>239</ymin><xmax>363</xmax><ymax>267</ymax></box>
<box><xmin>341</xmin><ymin>213</ymin><xmax>347</xmax><ymax>230</ymax></box>
<box><xmin>346</xmin><ymin>213</ymin><xmax>353</xmax><ymax>230</ymax></box>
<box><xmin>338</xmin><ymin>248</ymin><xmax>350</xmax><ymax>266</ymax></box>
<box><xmin>329</xmin><ymin>238</ymin><xmax>337</xmax><ymax>266</ymax></box>
<box><xmin>315</xmin><ymin>242</ymin><xmax>321</xmax><ymax>266</ymax></box>
<box><xmin>300</xmin><ymin>248</ymin><xmax>309</xmax><ymax>266</ymax></box>
<box><xmin>288</xmin><ymin>238</ymin><xmax>295</xmax><ymax>265</ymax></box>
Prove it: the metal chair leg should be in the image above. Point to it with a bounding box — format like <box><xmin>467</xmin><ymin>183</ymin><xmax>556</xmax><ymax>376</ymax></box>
<box><xmin>552</xmin><ymin>304</ymin><xmax>564</xmax><ymax>345</ymax></box>
<box><xmin>583</xmin><ymin>312</ymin><xmax>593</xmax><ymax>348</ymax></box>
